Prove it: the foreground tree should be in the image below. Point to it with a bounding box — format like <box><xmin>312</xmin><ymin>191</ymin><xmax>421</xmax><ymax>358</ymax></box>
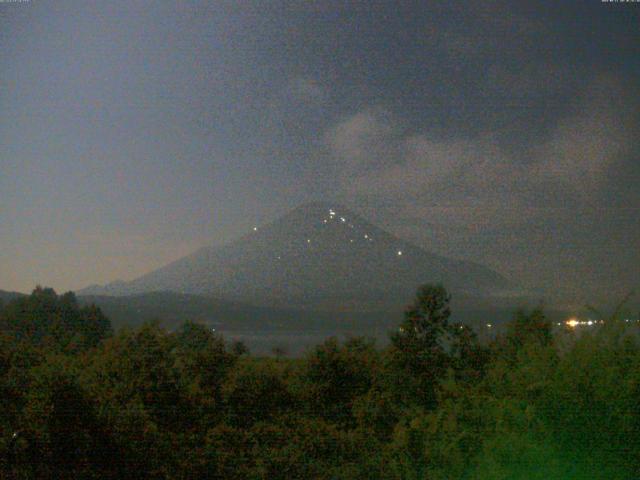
<box><xmin>389</xmin><ymin>285</ymin><xmax>458</xmax><ymax>408</ymax></box>
<box><xmin>0</xmin><ymin>287</ymin><xmax>112</xmax><ymax>352</ymax></box>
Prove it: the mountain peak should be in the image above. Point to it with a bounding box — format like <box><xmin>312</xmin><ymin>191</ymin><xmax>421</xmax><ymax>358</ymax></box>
<box><xmin>289</xmin><ymin>201</ymin><xmax>352</xmax><ymax>217</ymax></box>
<box><xmin>79</xmin><ymin>202</ymin><xmax>512</xmax><ymax>309</ymax></box>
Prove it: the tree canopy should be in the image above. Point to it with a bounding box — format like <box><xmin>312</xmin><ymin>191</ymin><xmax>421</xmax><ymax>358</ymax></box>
<box><xmin>1</xmin><ymin>284</ymin><xmax>639</xmax><ymax>478</ymax></box>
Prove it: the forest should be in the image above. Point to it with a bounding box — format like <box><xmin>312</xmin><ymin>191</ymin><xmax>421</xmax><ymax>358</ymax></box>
<box><xmin>1</xmin><ymin>286</ymin><xmax>639</xmax><ymax>479</ymax></box>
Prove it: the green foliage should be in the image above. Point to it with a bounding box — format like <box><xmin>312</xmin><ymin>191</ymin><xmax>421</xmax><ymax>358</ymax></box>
<box><xmin>504</xmin><ymin>307</ymin><xmax>553</xmax><ymax>352</ymax></box>
<box><xmin>0</xmin><ymin>287</ymin><xmax>112</xmax><ymax>352</ymax></box>
<box><xmin>230</xmin><ymin>339</ymin><xmax>249</xmax><ymax>356</ymax></box>
<box><xmin>222</xmin><ymin>357</ymin><xmax>295</xmax><ymax>428</ymax></box>
<box><xmin>2</xmin><ymin>284</ymin><xmax>639</xmax><ymax>478</ymax></box>
<box><xmin>172</xmin><ymin>321</ymin><xmax>236</xmax><ymax>418</ymax></box>
<box><xmin>302</xmin><ymin>336</ymin><xmax>379</xmax><ymax>425</ymax></box>
<box><xmin>389</xmin><ymin>285</ymin><xmax>485</xmax><ymax>409</ymax></box>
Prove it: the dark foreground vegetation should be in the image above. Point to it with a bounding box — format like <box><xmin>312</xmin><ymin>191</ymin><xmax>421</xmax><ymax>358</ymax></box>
<box><xmin>1</xmin><ymin>286</ymin><xmax>639</xmax><ymax>479</ymax></box>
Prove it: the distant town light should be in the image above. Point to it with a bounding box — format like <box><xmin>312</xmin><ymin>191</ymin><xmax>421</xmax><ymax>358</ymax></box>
<box><xmin>397</xmin><ymin>250</ymin><xmax>403</xmax><ymax>256</ymax></box>
<box><xmin>563</xmin><ymin>317</ymin><xmax>607</xmax><ymax>328</ymax></box>
<box><xmin>566</xmin><ymin>318</ymin><xmax>579</xmax><ymax>328</ymax></box>
<box><xmin>307</xmin><ymin>239</ymin><xmax>311</xmax><ymax>243</ymax></box>
<box><xmin>340</xmin><ymin>217</ymin><xmax>346</xmax><ymax>222</ymax></box>
<box><xmin>253</xmin><ymin>227</ymin><xmax>258</xmax><ymax>231</ymax></box>
<box><xmin>486</xmin><ymin>323</ymin><xmax>492</xmax><ymax>328</ymax></box>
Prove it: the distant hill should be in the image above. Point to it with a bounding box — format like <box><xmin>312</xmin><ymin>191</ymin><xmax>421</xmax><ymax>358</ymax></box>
<box><xmin>78</xmin><ymin>291</ymin><xmax>404</xmax><ymax>334</ymax></box>
<box><xmin>80</xmin><ymin>202</ymin><xmax>521</xmax><ymax>311</ymax></box>
<box><xmin>77</xmin><ymin>291</ymin><xmax>530</xmax><ymax>356</ymax></box>
<box><xmin>4</xmin><ymin>287</ymin><xmax>569</xmax><ymax>353</ymax></box>
<box><xmin>0</xmin><ymin>289</ymin><xmax>25</xmax><ymax>304</ymax></box>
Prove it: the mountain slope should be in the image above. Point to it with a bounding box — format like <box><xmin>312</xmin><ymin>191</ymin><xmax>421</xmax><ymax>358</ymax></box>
<box><xmin>0</xmin><ymin>289</ymin><xmax>25</xmax><ymax>304</ymax></box>
<box><xmin>80</xmin><ymin>202</ymin><xmax>513</xmax><ymax>310</ymax></box>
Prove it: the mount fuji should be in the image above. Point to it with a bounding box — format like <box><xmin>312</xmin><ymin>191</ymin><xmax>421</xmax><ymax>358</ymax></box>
<box><xmin>80</xmin><ymin>202</ymin><xmax>515</xmax><ymax>311</ymax></box>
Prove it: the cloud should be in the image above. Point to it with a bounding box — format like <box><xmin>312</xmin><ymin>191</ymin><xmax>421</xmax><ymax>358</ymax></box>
<box><xmin>325</xmin><ymin>75</ymin><xmax>639</xmax><ymax>303</ymax></box>
<box><xmin>326</xmin><ymin>109</ymin><xmax>516</xmax><ymax>202</ymax></box>
<box><xmin>326</xmin><ymin>75</ymin><xmax>638</xmax><ymax>230</ymax></box>
<box><xmin>532</xmin><ymin>75</ymin><xmax>638</xmax><ymax>190</ymax></box>
<box><xmin>325</xmin><ymin>108</ymin><xmax>396</xmax><ymax>172</ymax></box>
<box><xmin>326</xmin><ymin>78</ymin><xmax>636</xmax><ymax>208</ymax></box>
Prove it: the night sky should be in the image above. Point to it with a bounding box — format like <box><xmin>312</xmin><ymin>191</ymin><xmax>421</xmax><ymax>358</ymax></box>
<box><xmin>1</xmin><ymin>1</ymin><xmax>638</xmax><ymax>307</ymax></box>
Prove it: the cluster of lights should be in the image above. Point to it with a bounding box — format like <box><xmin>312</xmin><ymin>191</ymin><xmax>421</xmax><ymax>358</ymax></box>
<box><xmin>320</xmin><ymin>209</ymin><xmax>409</xmax><ymax>255</ymax></box>
<box><xmin>560</xmin><ymin>317</ymin><xmax>616</xmax><ymax>328</ymax></box>
<box><xmin>563</xmin><ymin>318</ymin><xmax>599</xmax><ymax>328</ymax></box>
<box><xmin>258</xmin><ymin>208</ymin><xmax>408</xmax><ymax>260</ymax></box>
<box><xmin>562</xmin><ymin>317</ymin><xmax>639</xmax><ymax>328</ymax></box>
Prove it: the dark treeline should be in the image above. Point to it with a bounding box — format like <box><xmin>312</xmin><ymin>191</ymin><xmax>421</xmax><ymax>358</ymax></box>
<box><xmin>1</xmin><ymin>286</ymin><xmax>639</xmax><ymax>479</ymax></box>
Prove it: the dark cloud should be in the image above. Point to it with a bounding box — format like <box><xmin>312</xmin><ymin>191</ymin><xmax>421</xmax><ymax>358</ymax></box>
<box><xmin>328</xmin><ymin>74</ymin><xmax>637</xmax><ymax>203</ymax></box>
<box><xmin>325</xmin><ymin>73</ymin><xmax>639</xmax><ymax>302</ymax></box>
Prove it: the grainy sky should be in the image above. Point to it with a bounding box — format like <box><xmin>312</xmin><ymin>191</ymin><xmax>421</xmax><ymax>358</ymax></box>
<box><xmin>1</xmin><ymin>1</ymin><xmax>638</xmax><ymax>306</ymax></box>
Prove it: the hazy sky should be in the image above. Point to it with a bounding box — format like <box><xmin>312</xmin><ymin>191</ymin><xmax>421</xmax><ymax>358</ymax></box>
<box><xmin>1</xmin><ymin>1</ymin><xmax>638</xmax><ymax>306</ymax></box>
